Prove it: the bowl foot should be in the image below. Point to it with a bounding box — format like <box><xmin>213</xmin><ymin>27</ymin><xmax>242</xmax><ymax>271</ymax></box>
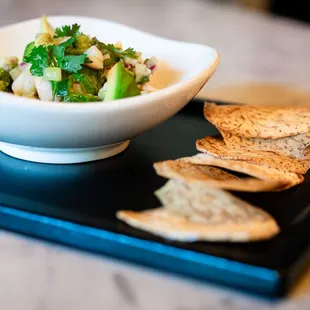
<box><xmin>0</xmin><ymin>141</ymin><xmax>130</xmax><ymax>164</ymax></box>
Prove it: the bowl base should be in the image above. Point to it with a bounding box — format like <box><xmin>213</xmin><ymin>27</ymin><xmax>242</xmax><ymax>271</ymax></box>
<box><xmin>0</xmin><ymin>141</ymin><xmax>130</xmax><ymax>164</ymax></box>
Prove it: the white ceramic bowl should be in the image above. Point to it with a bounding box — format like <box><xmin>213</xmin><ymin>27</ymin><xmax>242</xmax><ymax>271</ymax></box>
<box><xmin>0</xmin><ymin>16</ymin><xmax>219</xmax><ymax>164</ymax></box>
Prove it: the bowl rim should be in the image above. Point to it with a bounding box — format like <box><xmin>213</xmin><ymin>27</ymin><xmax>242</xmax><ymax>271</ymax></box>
<box><xmin>0</xmin><ymin>15</ymin><xmax>220</xmax><ymax>110</ymax></box>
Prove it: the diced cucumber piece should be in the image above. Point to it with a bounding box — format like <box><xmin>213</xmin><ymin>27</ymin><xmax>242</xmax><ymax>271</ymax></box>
<box><xmin>43</xmin><ymin>67</ymin><xmax>62</xmax><ymax>82</ymax></box>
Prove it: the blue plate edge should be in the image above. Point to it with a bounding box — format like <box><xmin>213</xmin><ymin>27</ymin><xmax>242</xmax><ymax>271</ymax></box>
<box><xmin>0</xmin><ymin>204</ymin><xmax>281</xmax><ymax>296</ymax></box>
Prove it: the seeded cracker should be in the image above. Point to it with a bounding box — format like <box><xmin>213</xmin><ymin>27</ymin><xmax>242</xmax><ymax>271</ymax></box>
<box><xmin>179</xmin><ymin>154</ymin><xmax>304</xmax><ymax>191</ymax></box>
<box><xmin>196</xmin><ymin>135</ymin><xmax>310</xmax><ymax>174</ymax></box>
<box><xmin>204</xmin><ymin>103</ymin><xmax>310</xmax><ymax>139</ymax></box>
<box><xmin>154</xmin><ymin>160</ymin><xmax>286</xmax><ymax>192</ymax></box>
<box><xmin>117</xmin><ymin>180</ymin><xmax>279</xmax><ymax>242</ymax></box>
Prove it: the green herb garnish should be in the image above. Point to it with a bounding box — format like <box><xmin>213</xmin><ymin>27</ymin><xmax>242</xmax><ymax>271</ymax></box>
<box><xmin>24</xmin><ymin>45</ymin><xmax>50</xmax><ymax>76</ymax></box>
<box><xmin>96</xmin><ymin>41</ymin><xmax>138</xmax><ymax>69</ymax></box>
<box><xmin>61</xmin><ymin>54</ymin><xmax>87</xmax><ymax>73</ymax></box>
<box><xmin>26</xmin><ymin>35</ymin><xmax>87</xmax><ymax>77</ymax></box>
<box><xmin>17</xmin><ymin>20</ymin><xmax>147</xmax><ymax>103</ymax></box>
<box><xmin>51</xmin><ymin>77</ymin><xmax>72</xmax><ymax>99</ymax></box>
<box><xmin>64</xmin><ymin>92</ymin><xmax>99</xmax><ymax>102</ymax></box>
<box><xmin>54</xmin><ymin>24</ymin><xmax>80</xmax><ymax>38</ymax></box>
<box><xmin>106</xmin><ymin>44</ymin><xmax>138</xmax><ymax>59</ymax></box>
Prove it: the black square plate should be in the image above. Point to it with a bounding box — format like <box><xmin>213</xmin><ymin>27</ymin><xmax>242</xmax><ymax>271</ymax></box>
<box><xmin>0</xmin><ymin>99</ymin><xmax>309</xmax><ymax>297</ymax></box>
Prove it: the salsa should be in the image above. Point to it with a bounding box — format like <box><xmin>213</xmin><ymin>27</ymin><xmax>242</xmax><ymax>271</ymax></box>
<box><xmin>0</xmin><ymin>16</ymin><xmax>157</xmax><ymax>102</ymax></box>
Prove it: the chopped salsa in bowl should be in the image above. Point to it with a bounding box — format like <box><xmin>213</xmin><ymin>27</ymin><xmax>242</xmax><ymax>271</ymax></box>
<box><xmin>0</xmin><ymin>16</ymin><xmax>157</xmax><ymax>103</ymax></box>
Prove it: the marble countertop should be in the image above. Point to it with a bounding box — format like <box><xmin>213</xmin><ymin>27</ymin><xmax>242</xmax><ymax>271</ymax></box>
<box><xmin>0</xmin><ymin>0</ymin><xmax>310</xmax><ymax>309</ymax></box>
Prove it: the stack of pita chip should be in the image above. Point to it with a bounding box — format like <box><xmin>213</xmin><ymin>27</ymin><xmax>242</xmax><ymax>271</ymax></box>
<box><xmin>204</xmin><ymin>103</ymin><xmax>310</xmax><ymax>159</ymax></box>
<box><xmin>117</xmin><ymin>103</ymin><xmax>310</xmax><ymax>243</ymax></box>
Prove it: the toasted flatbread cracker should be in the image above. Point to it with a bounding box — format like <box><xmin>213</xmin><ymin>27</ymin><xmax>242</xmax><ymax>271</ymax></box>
<box><xmin>196</xmin><ymin>135</ymin><xmax>310</xmax><ymax>174</ymax></box>
<box><xmin>155</xmin><ymin>180</ymin><xmax>274</xmax><ymax>221</ymax></box>
<box><xmin>154</xmin><ymin>160</ymin><xmax>286</xmax><ymax>192</ymax></box>
<box><xmin>204</xmin><ymin>103</ymin><xmax>310</xmax><ymax>139</ymax></box>
<box><xmin>179</xmin><ymin>154</ymin><xmax>304</xmax><ymax>190</ymax></box>
<box><xmin>221</xmin><ymin>130</ymin><xmax>310</xmax><ymax>159</ymax></box>
<box><xmin>117</xmin><ymin>208</ymin><xmax>279</xmax><ymax>242</ymax></box>
<box><xmin>117</xmin><ymin>181</ymin><xmax>279</xmax><ymax>242</ymax></box>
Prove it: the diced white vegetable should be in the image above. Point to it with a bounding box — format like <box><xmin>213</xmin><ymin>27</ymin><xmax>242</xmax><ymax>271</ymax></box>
<box><xmin>19</xmin><ymin>62</ymin><xmax>28</xmax><ymax>71</ymax></box>
<box><xmin>84</xmin><ymin>46</ymin><xmax>104</xmax><ymax>70</ymax></box>
<box><xmin>0</xmin><ymin>56</ymin><xmax>19</xmax><ymax>71</ymax></box>
<box><xmin>124</xmin><ymin>56</ymin><xmax>138</xmax><ymax>67</ymax></box>
<box><xmin>134</xmin><ymin>63</ymin><xmax>151</xmax><ymax>83</ymax></box>
<box><xmin>9</xmin><ymin>66</ymin><xmax>22</xmax><ymax>81</ymax></box>
<box><xmin>145</xmin><ymin>56</ymin><xmax>157</xmax><ymax>69</ymax></box>
<box><xmin>34</xmin><ymin>77</ymin><xmax>54</xmax><ymax>101</ymax></box>
<box><xmin>98</xmin><ymin>82</ymin><xmax>108</xmax><ymax>100</ymax></box>
<box><xmin>12</xmin><ymin>65</ymin><xmax>36</xmax><ymax>98</ymax></box>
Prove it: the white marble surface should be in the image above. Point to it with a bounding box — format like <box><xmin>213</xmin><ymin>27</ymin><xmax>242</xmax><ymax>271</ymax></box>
<box><xmin>0</xmin><ymin>230</ymin><xmax>309</xmax><ymax>310</ymax></box>
<box><xmin>0</xmin><ymin>0</ymin><xmax>310</xmax><ymax>309</ymax></box>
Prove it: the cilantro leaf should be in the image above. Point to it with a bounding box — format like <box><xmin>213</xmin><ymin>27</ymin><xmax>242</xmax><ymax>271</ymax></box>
<box><xmin>53</xmin><ymin>35</ymin><xmax>78</xmax><ymax>64</ymax></box>
<box><xmin>54</xmin><ymin>24</ymin><xmax>80</xmax><ymax>39</ymax></box>
<box><xmin>96</xmin><ymin>41</ymin><xmax>138</xmax><ymax>67</ymax></box>
<box><xmin>64</xmin><ymin>92</ymin><xmax>99</xmax><ymax>102</ymax></box>
<box><xmin>61</xmin><ymin>55</ymin><xmax>87</xmax><ymax>73</ymax></box>
<box><xmin>53</xmin><ymin>36</ymin><xmax>87</xmax><ymax>73</ymax></box>
<box><xmin>24</xmin><ymin>45</ymin><xmax>49</xmax><ymax>76</ymax></box>
<box><xmin>51</xmin><ymin>78</ymin><xmax>72</xmax><ymax>99</ymax></box>
<box><xmin>51</xmin><ymin>81</ymin><xmax>58</xmax><ymax>99</ymax></box>
<box><xmin>53</xmin><ymin>45</ymin><xmax>65</xmax><ymax>64</ymax></box>
<box><xmin>60</xmin><ymin>35</ymin><xmax>78</xmax><ymax>48</ymax></box>
<box><xmin>106</xmin><ymin>44</ymin><xmax>138</xmax><ymax>59</ymax></box>
<box><xmin>96</xmin><ymin>42</ymin><xmax>118</xmax><ymax>64</ymax></box>
<box><xmin>123</xmin><ymin>47</ymin><xmax>138</xmax><ymax>58</ymax></box>
<box><xmin>56</xmin><ymin>78</ymin><xmax>72</xmax><ymax>96</ymax></box>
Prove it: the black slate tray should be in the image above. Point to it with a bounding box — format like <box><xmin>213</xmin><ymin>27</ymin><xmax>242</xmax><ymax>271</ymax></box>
<box><xmin>0</xmin><ymin>99</ymin><xmax>309</xmax><ymax>297</ymax></box>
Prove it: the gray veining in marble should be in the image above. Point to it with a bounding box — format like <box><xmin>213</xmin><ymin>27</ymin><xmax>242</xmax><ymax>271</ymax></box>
<box><xmin>0</xmin><ymin>230</ymin><xmax>303</xmax><ymax>310</ymax></box>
